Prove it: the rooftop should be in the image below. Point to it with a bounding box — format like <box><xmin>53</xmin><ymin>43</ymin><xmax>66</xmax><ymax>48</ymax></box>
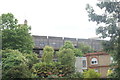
<box><xmin>85</xmin><ymin>52</ymin><xmax>109</xmax><ymax>56</ymax></box>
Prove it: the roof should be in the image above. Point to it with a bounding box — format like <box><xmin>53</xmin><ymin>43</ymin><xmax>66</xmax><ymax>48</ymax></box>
<box><xmin>85</xmin><ymin>52</ymin><xmax>109</xmax><ymax>56</ymax></box>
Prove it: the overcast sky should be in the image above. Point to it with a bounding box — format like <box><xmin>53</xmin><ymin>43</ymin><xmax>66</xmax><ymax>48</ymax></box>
<box><xmin>0</xmin><ymin>0</ymin><xmax>101</xmax><ymax>39</ymax></box>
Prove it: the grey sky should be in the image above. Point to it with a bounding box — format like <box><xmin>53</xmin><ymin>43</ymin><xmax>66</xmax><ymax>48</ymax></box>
<box><xmin>0</xmin><ymin>0</ymin><xmax>101</xmax><ymax>39</ymax></box>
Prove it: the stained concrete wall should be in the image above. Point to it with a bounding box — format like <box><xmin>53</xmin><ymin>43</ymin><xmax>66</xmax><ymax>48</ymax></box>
<box><xmin>33</xmin><ymin>35</ymin><xmax>104</xmax><ymax>51</ymax></box>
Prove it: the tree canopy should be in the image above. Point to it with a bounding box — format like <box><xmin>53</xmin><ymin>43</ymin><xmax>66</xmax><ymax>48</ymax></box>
<box><xmin>1</xmin><ymin>13</ymin><xmax>39</xmax><ymax>79</ymax></box>
<box><xmin>42</xmin><ymin>46</ymin><xmax>54</xmax><ymax>63</ymax></box>
<box><xmin>60</xmin><ymin>41</ymin><xmax>74</xmax><ymax>50</ymax></box>
<box><xmin>1</xmin><ymin>13</ymin><xmax>34</xmax><ymax>53</ymax></box>
<box><xmin>2</xmin><ymin>49</ymin><xmax>32</xmax><ymax>78</ymax></box>
<box><xmin>77</xmin><ymin>43</ymin><xmax>94</xmax><ymax>54</ymax></box>
<box><xmin>86</xmin><ymin>1</ymin><xmax>120</xmax><ymax>78</ymax></box>
<box><xmin>58</xmin><ymin>41</ymin><xmax>75</xmax><ymax>68</ymax></box>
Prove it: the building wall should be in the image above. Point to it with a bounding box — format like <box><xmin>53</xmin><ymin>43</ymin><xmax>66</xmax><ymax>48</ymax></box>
<box><xmin>99</xmin><ymin>67</ymin><xmax>109</xmax><ymax>78</ymax></box>
<box><xmin>99</xmin><ymin>55</ymin><xmax>111</xmax><ymax>66</ymax></box>
<box><xmin>75</xmin><ymin>57</ymin><xmax>87</xmax><ymax>72</ymax></box>
<box><xmin>33</xmin><ymin>36</ymin><xmax>48</xmax><ymax>48</ymax></box>
<box><xmin>64</xmin><ymin>37</ymin><xmax>77</xmax><ymax>47</ymax></box>
<box><xmin>86</xmin><ymin>53</ymin><xmax>111</xmax><ymax>78</ymax></box>
<box><xmin>32</xmin><ymin>35</ymin><xmax>104</xmax><ymax>51</ymax></box>
<box><xmin>48</xmin><ymin>36</ymin><xmax>63</xmax><ymax>49</ymax></box>
<box><xmin>87</xmin><ymin>54</ymin><xmax>110</xmax><ymax>67</ymax></box>
<box><xmin>86</xmin><ymin>55</ymin><xmax>96</xmax><ymax>67</ymax></box>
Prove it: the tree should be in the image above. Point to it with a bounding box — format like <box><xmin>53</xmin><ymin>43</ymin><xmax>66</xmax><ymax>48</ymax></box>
<box><xmin>86</xmin><ymin>1</ymin><xmax>120</xmax><ymax>78</ymax></box>
<box><xmin>1</xmin><ymin>13</ymin><xmax>34</xmax><ymax>53</ymax></box>
<box><xmin>32</xmin><ymin>62</ymin><xmax>62</xmax><ymax>78</ymax></box>
<box><xmin>78</xmin><ymin>43</ymin><xmax>94</xmax><ymax>54</ymax></box>
<box><xmin>83</xmin><ymin>69</ymin><xmax>101</xmax><ymax>78</ymax></box>
<box><xmin>24</xmin><ymin>52</ymin><xmax>39</xmax><ymax>69</ymax></box>
<box><xmin>32</xmin><ymin>62</ymin><xmax>76</xmax><ymax>78</ymax></box>
<box><xmin>2</xmin><ymin>49</ymin><xmax>32</xmax><ymax>79</ymax></box>
<box><xmin>60</xmin><ymin>41</ymin><xmax>83</xmax><ymax>57</ymax></box>
<box><xmin>60</xmin><ymin>41</ymin><xmax>74</xmax><ymax>50</ymax></box>
<box><xmin>4</xmin><ymin>65</ymin><xmax>31</xmax><ymax>79</ymax></box>
<box><xmin>74</xmin><ymin>48</ymin><xmax>83</xmax><ymax>57</ymax></box>
<box><xmin>58</xmin><ymin>48</ymin><xmax>75</xmax><ymax>66</ymax></box>
<box><xmin>58</xmin><ymin>41</ymin><xmax>75</xmax><ymax>66</ymax></box>
<box><xmin>1</xmin><ymin>13</ymin><xmax>18</xmax><ymax>30</ymax></box>
<box><xmin>58</xmin><ymin>41</ymin><xmax>76</xmax><ymax>76</ymax></box>
<box><xmin>42</xmin><ymin>46</ymin><xmax>54</xmax><ymax>63</ymax></box>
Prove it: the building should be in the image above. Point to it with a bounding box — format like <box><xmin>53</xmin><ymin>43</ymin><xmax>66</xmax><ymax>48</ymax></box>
<box><xmin>75</xmin><ymin>52</ymin><xmax>111</xmax><ymax>78</ymax></box>
<box><xmin>85</xmin><ymin>52</ymin><xmax>111</xmax><ymax>78</ymax></box>
<box><xmin>32</xmin><ymin>35</ymin><xmax>104</xmax><ymax>57</ymax></box>
<box><xmin>32</xmin><ymin>35</ymin><xmax>111</xmax><ymax>78</ymax></box>
<box><xmin>75</xmin><ymin>57</ymin><xmax>87</xmax><ymax>72</ymax></box>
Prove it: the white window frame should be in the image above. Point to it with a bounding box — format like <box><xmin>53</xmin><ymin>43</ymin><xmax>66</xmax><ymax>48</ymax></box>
<box><xmin>91</xmin><ymin>58</ymin><xmax>98</xmax><ymax>65</ymax></box>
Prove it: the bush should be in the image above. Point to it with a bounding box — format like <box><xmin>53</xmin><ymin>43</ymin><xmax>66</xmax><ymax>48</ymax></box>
<box><xmin>83</xmin><ymin>69</ymin><xmax>101</xmax><ymax>78</ymax></box>
<box><xmin>32</xmin><ymin>62</ymin><xmax>75</xmax><ymax>78</ymax></box>
<box><xmin>23</xmin><ymin>53</ymin><xmax>39</xmax><ymax>69</ymax></box>
<box><xmin>68</xmin><ymin>72</ymin><xmax>83</xmax><ymax>78</ymax></box>
<box><xmin>3</xmin><ymin>65</ymin><xmax>31</xmax><ymax>79</ymax></box>
<box><xmin>2</xmin><ymin>49</ymin><xmax>27</xmax><ymax>70</ymax></box>
<box><xmin>58</xmin><ymin>48</ymin><xmax>75</xmax><ymax>67</ymax></box>
<box><xmin>2</xmin><ymin>49</ymin><xmax>33</xmax><ymax>79</ymax></box>
<box><xmin>42</xmin><ymin>46</ymin><xmax>54</xmax><ymax>63</ymax></box>
<box><xmin>32</xmin><ymin>62</ymin><xmax>61</xmax><ymax>78</ymax></box>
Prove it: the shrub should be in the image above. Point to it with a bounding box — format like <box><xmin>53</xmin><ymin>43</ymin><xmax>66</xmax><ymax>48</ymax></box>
<box><xmin>83</xmin><ymin>69</ymin><xmax>101</xmax><ymax>78</ymax></box>
<box><xmin>42</xmin><ymin>46</ymin><xmax>54</xmax><ymax>63</ymax></box>
<box><xmin>32</xmin><ymin>62</ymin><xmax>75</xmax><ymax>78</ymax></box>
<box><xmin>3</xmin><ymin>65</ymin><xmax>31</xmax><ymax>79</ymax></box>
<box><xmin>68</xmin><ymin>72</ymin><xmax>83</xmax><ymax>78</ymax></box>
<box><xmin>23</xmin><ymin>53</ymin><xmax>39</xmax><ymax>69</ymax></box>
<box><xmin>32</xmin><ymin>62</ymin><xmax>60</xmax><ymax>78</ymax></box>
<box><xmin>2</xmin><ymin>49</ymin><xmax>32</xmax><ymax>79</ymax></box>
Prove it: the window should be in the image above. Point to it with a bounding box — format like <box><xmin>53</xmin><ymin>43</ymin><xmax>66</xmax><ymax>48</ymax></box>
<box><xmin>82</xmin><ymin>60</ymin><xmax>86</xmax><ymax>67</ymax></box>
<box><xmin>52</xmin><ymin>42</ymin><xmax>56</xmax><ymax>44</ymax></box>
<box><xmin>91</xmin><ymin>58</ymin><xmax>98</xmax><ymax>65</ymax></box>
<box><xmin>40</xmin><ymin>40</ymin><xmax>46</xmax><ymax>47</ymax></box>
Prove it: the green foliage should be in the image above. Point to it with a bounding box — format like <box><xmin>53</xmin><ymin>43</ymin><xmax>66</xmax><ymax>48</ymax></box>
<box><xmin>32</xmin><ymin>41</ymin><xmax>76</xmax><ymax>78</ymax></box>
<box><xmin>60</xmin><ymin>41</ymin><xmax>74</xmax><ymax>50</ymax></box>
<box><xmin>83</xmin><ymin>69</ymin><xmax>101</xmax><ymax>78</ymax></box>
<box><xmin>58</xmin><ymin>48</ymin><xmax>75</xmax><ymax>66</ymax></box>
<box><xmin>1</xmin><ymin>13</ymin><xmax>18</xmax><ymax>29</ymax></box>
<box><xmin>33</xmin><ymin>62</ymin><xmax>60</xmax><ymax>78</ymax></box>
<box><xmin>42</xmin><ymin>46</ymin><xmax>54</xmax><ymax>63</ymax></box>
<box><xmin>2</xmin><ymin>49</ymin><xmax>32</xmax><ymax>78</ymax></box>
<box><xmin>58</xmin><ymin>41</ymin><xmax>76</xmax><ymax>76</ymax></box>
<box><xmin>68</xmin><ymin>72</ymin><xmax>83</xmax><ymax>78</ymax></box>
<box><xmin>60</xmin><ymin>41</ymin><xmax>83</xmax><ymax>57</ymax></box>
<box><xmin>86</xmin><ymin>1</ymin><xmax>120</xmax><ymax>78</ymax></box>
<box><xmin>2</xmin><ymin>49</ymin><xmax>27</xmax><ymax>68</ymax></box>
<box><xmin>58</xmin><ymin>41</ymin><xmax>75</xmax><ymax>66</ymax></box>
<box><xmin>86</xmin><ymin>2</ymin><xmax>120</xmax><ymax>38</ymax></box>
<box><xmin>3</xmin><ymin>65</ymin><xmax>31</xmax><ymax>79</ymax></box>
<box><xmin>107</xmin><ymin>69</ymin><xmax>115</xmax><ymax>78</ymax></box>
<box><xmin>1</xmin><ymin>13</ymin><xmax>34</xmax><ymax>53</ymax></box>
<box><xmin>108</xmin><ymin>69</ymin><xmax>119</xmax><ymax>78</ymax></box>
<box><xmin>23</xmin><ymin>53</ymin><xmax>39</xmax><ymax>69</ymax></box>
<box><xmin>32</xmin><ymin>62</ymin><xmax>73</xmax><ymax>78</ymax></box>
<box><xmin>78</xmin><ymin>43</ymin><xmax>94</xmax><ymax>54</ymax></box>
<box><xmin>32</xmin><ymin>62</ymin><xmax>57</xmax><ymax>78</ymax></box>
<box><xmin>74</xmin><ymin>48</ymin><xmax>83</xmax><ymax>57</ymax></box>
